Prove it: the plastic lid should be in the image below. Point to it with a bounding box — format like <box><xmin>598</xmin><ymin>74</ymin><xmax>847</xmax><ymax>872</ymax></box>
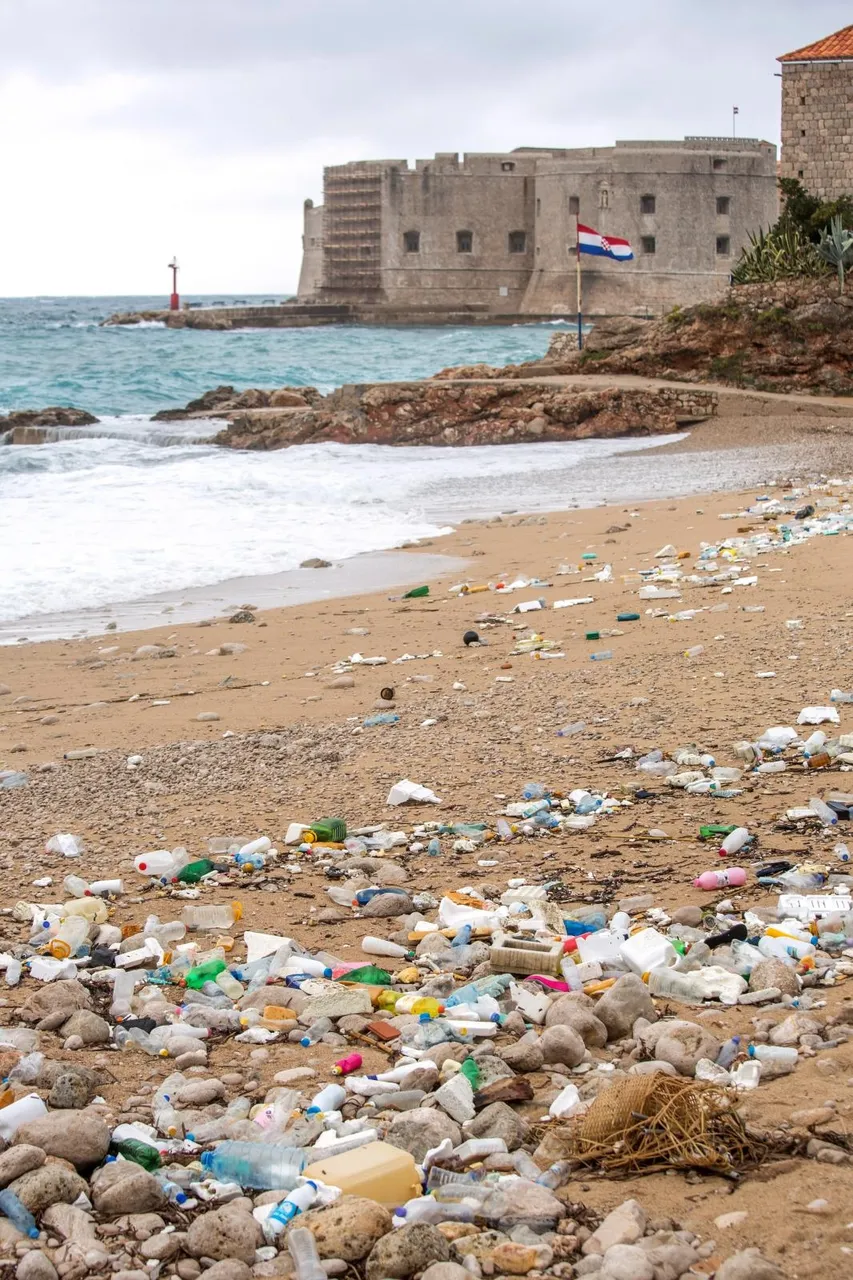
<box><xmin>322</xmin><ymin>967</ymin><xmax>332</xmax><ymax>978</ymax></box>
<box><xmin>418</xmin><ymin>1013</ymin><xmax>431</xmax><ymax>1023</ymax></box>
<box><xmin>199</xmin><ymin>1149</ymin><xmax>211</xmax><ymax>1166</ymax></box>
<box><xmin>174</xmin><ymin>1191</ymin><xmax>188</xmax><ymax>1204</ymax></box>
<box><xmin>299</xmin><ymin>1036</ymin><xmax>311</xmax><ymax>1047</ymax></box>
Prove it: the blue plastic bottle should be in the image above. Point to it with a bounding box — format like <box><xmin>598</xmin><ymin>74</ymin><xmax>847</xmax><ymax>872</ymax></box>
<box><xmin>0</xmin><ymin>1189</ymin><xmax>39</xmax><ymax>1238</ymax></box>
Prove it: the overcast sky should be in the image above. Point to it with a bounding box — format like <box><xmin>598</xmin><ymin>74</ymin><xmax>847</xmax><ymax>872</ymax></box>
<box><xmin>0</xmin><ymin>0</ymin><xmax>849</xmax><ymax>297</ymax></box>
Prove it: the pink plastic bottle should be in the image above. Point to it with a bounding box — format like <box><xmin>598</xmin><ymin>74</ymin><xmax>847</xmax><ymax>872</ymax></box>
<box><xmin>330</xmin><ymin>1053</ymin><xmax>363</xmax><ymax>1077</ymax></box>
<box><xmin>694</xmin><ymin>867</ymin><xmax>747</xmax><ymax>891</ymax></box>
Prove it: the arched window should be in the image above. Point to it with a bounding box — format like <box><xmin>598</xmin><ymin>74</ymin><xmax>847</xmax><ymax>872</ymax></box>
<box><xmin>599</xmin><ymin>185</ymin><xmax>610</xmax><ymax>210</ymax></box>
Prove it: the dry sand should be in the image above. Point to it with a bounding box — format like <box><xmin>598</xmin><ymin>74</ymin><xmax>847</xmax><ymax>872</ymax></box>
<box><xmin>2</xmin><ymin>427</ymin><xmax>853</xmax><ymax>1276</ymax></box>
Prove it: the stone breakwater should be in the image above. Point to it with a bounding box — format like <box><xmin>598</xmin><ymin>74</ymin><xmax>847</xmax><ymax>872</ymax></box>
<box><xmin>207</xmin><ymin>382</ymin><xmax>717</xmax><ymax>451</ymax></box>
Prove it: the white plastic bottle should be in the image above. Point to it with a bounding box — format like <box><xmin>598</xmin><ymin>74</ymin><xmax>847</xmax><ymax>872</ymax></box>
<box><xmin>719</xmin><ymin>827</ymin><xmax>750</xmax><ymax>857</ymax></box>
<box><xmin>748</xmin><ymin>1044</ymin><xmax>798</xmax><ymax>1067</ymax></box>
<box><xmin>361</xmin><ymin>936</ymin><xmax>408</xmax><ymax>958</ymax></box>
<box><xmin>49</xmin><ymin>916</ymin><xmax>88</xmax><ymax>960</ymax></box>
<box><xmin>110</xmin><ymin>969</ymin><xmax>136</xmax><ymax>1019</ymax></box>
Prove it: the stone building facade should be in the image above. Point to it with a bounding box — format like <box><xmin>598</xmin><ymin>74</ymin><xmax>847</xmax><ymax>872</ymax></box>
<box><xmin>297</xmin><ymin>138</ymin><xmax>778</xmax><ymax>317</ymax></box>
<box><xmin>779</xmin><ymin>24</ymin><xmax>853</xmax><ymax>199</ymax></box>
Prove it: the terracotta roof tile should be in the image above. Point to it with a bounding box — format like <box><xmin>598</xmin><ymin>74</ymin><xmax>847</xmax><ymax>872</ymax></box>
<box><xmin>779</xmin><ymin>24</ymin><xmax>853</xmax><ymax>62</ymax></box>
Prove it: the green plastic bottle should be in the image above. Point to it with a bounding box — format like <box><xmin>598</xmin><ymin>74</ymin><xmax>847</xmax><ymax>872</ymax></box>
<box><xmin>174</xmin><ymin>859</ymin><xmax>216</xmax><ymax>884</ymax></box>
<box><xmin>460</xmin><ymin>1058</ymin><xmax>481</xmax><ymax>1091</ymax></box>
<box><xmin>307</xmin><ymin>818</ymin><xmax>347</xmax><ymax>843</ymax></box>
<box><xmin>112</xmin><ymin>1139</ymin><xmax>161</xmax><ymax>1171</ymax></box>
<box><xmin>184</xmin><ymin>958</ymin><xmax>227</xmax><ymax>989</ymax></box>
<box><xmin>343</xmin><ymin>965</ymin><xmax>392</xmax><ymax>985</ymax></box>
<box><xmin>699</xmin><ymin>824</ymin><xmax>738</xmax><ymax>840</ymax></box>
<box><xmin>402</xmin><ymin>585</ymin><xmax>429</xmax><ymax>599</ymax></box>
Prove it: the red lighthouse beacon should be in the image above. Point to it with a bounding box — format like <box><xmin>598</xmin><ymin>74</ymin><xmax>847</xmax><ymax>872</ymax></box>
<box><xmin>168</xmin><ymin>257</ymin><xmax>180</xmax><ymax>311</ymax></box>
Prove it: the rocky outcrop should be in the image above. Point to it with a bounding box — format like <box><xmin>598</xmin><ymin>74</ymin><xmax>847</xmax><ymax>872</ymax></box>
<box><xmin>0</xmin><ymin>406</ymin><xmax>97</xmax><ymax>433</ymax></box>
<box><xmin>152</xmin><ymin>384</ymin><xmax>321</xmax><ymax>421</ymax></box>
<box><xmin>102</xmin><ymin>310</ymin><xmax>237</xmax><ymax>330</ymax></box>
<box><xmin>535</xmin><ymin>280</ymin><xmax>853</xmax><ymax>394</ymax></box>
<box><xmin>214</xmin><ymin>380</ymin><xmax>717</xmax><ymax>450</ymax></box>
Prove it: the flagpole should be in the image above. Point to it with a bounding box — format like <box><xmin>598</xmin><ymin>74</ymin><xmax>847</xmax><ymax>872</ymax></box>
<box><xmin>576</xmin><ymin>213</ymin><xmax>583</xmax><ymax>352</ymax></box>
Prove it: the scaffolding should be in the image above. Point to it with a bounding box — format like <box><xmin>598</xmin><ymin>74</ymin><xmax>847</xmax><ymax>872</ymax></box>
<box><xmin>322</xmin><ymin>164</ymin><xmax>383</xmax><ymax>294</ymax></box>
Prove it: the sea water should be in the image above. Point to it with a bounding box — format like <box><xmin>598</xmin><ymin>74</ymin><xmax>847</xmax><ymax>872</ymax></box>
<box><xmin>0</xmin><ymin>297</ymin><xmax>796</xmax><ymax>634</ymax></box>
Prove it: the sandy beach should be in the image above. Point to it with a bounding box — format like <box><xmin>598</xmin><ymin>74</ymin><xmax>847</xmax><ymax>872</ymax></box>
<box><xmin>2</xmin><ymin>422</ymin><xmax>853</xmax><ymax>1275</ymax></box>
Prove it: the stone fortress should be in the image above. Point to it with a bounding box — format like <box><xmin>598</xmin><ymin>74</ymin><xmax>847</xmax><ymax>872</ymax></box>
<box><xmin>296</xmin><ymin>21</ymin><xmax>853</xmax><ymax>321</ymax></box>
<box><xmin>297</xmin><ymin>140</ymin><xmax>778</xmax><ymax>319</ymax></box>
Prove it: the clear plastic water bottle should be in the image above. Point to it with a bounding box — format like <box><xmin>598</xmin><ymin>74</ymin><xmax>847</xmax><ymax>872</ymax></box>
<box><xmin>299</xmin><ymin>1017</ymin><xmax>333</xmax><ymax>1047</ymax></box>
<box><xmin>289</xmin><ymin>1226</ymin><xmax>327</xmax><ymax>1280</ymax></box>
<box><xmin>199</xmin><ymin>1142</ymin><xmax>307</xmax><ymax>1189</ymax></box>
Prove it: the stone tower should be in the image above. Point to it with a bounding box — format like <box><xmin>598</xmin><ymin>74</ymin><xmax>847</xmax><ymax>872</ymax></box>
<box><xmin>779</xmin><ymin>24</ymin><xmax>853</xmax><ymax>198</ymax></box>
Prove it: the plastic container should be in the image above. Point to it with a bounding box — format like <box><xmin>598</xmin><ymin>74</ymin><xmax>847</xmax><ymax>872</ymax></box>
<box><xmin>110</xmin><ymin>969</ymin><xmax>136</xmax><ymax>1019</ymax></box>
<box><xmin>694</xmin><ymin>868</ymin><xmax>747</xmax><ymax>891</ymax></box>
<box><xmin>307</xmin><ymin>1084</ymin><xmax>346</xmax><ymax>1115</ymax></box>
<box><xmin>331</xmin><ymin>1053</ymin><xmax>363</xmax><ymax>1077</ymax></box>
<box><xmin>575</xmin><ymin>930</ymin><xmax>624</xmax><ymax>967</ymax></box>
<box><xmin>361</xmin><ymin>936</ymin><xmax>408</xmax><ymax>959</ymax></box>
<box><xmin>489</xmin><ymin>933</ymin><xmax>562</xmax><ymax>977</ymax></box>
<box><xmin>0</xmin><ymin>1094</ymin><xmax>48</xmax><ymax>1142</ymax></box>
<box><xmin>620</xmin><ymin>927</ymin><xmax>677</xmax><ymax>976</ymax></box>
<box><xmin>289</xmin><ymin>1226</ymin><xmax>327</xmax><ymax>1280</ymax></box>
<box><xmin>306</xmin><ymin>818</ymin><xmax>347</xmax><ymax>843</ymax></box>
<box><xmin>49</xmin><ymin>916</ymin><xmax>88</xmax><ymax>960</ymax></box>
<box><xmin>263</xmin><ymin>1181</ymin><xmax>318</xmax><ymax>1240</ymax></box>
<box><xmin>809</xmin><ymin>798</ymin><xmax>838</xmax><ymax>827</ymax></box>
<box><xmin>748</xmin><ymin>1044</ymin><xmax>798</xmax><ymax>1066</ymax></box>
<box><xmin>181</xmin><ymin>902</ymin><xmax>242</xmax><ymax>932</ymax></box>
<box><xmin>302</xmin><ymin>1141</ymin><xmax>419</xmax><ymax>1208</ymax></box>
<box><xmin>199</xmin><ymin>1142</ymin><xmax>307</xmax><ymax>1190</ymax></box>
<box><xmin>134</xmin><ymin>849</ymin><xmax>187</xmax><ymax>878</ymax></box>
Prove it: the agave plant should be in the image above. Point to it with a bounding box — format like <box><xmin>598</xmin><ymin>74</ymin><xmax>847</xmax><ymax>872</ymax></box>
<box><xmin>731</xmin><ymin>222</ymin><xmax>825</xmax><ymax>284</ymax></box>
<box><xmin>817</xmin><ymin>215</ymin><xmax>853</xmax><ymax>294</ymax></box>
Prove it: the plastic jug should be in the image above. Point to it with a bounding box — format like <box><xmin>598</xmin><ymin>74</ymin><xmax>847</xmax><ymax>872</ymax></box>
<box><xmin>302</xmin><ymin>1141</ymin><xmax>420</xmax><ymax>1208</ymax></box>
<box><xmin>620</xmin><ymin>927</ymin><xmax>677</xmax><ymax>976</ymax></box>
<box><xmin>0</xmin><ymin>1094</ymin><xmax>48</xmax><ymax>1142</ymax></box>
<box><xmin>576</xmin><ymin>930</ymin><xmax>624</xmax><ymax>967</ymax></box>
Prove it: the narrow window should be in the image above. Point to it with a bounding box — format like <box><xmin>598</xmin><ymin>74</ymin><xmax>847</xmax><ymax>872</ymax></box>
<box><xmin>403</xmin><ymin>230</ymin><xmax>420</xmax><ymax>253</ymax></box>
<box><xmin>716</xmin><ymin>196</ymin><xmax>731</xmax><ymax>215</ymax></box>
<box><xmin>716</xmin><ymin>235</ymin><xmax>731</xmax><ymax>256</ymax></box>
<box><xmin>568</xmin><ymin>195</ymin><xmax>580</xmax><ymax>214</ymax></box>
<box><xmin>798</xmin><ymin>169</ymin><xmax>804</xmax><ymax>178</ymax></box>
<box><xmin>801</xmin><ymin>128</ymin><xmax>806</xmax><ymax>137</ymax></box>
<box><xmin>456</xmin><ymin>230</ymin><xmax>473</xmax><ymax>253</ymax></box>
<box><xmin>713</xmin><ymin>157</ymin><xmax>726</xmax><ymax>171</ymax></box>
<box><xmin>641</xmin><ymin>236</ymin><xmax>656</xmax><ymax>255</ymax></box>
<box><xmin>640</xmin><ymin>194</ymin><xmax>656</xmax><ymax>214</ymax></box>
<box><xmin>800</xmin><ymin>95</ymin><xmax>806</xmax><ymax>105</ymax></box>
<box><xmin>501</xmin><ymin>161</ymin><xmax>515</xmax><ymax>172</ymax></box>
<box><xmin>536</xmin><ymin>198</ymin><xmax>541</xmax><ymax>216</ymax></box>
<box><xmin>508</xmin><ymin>230</ymin><xmax>527</xmax><ymax>253</ymax></box>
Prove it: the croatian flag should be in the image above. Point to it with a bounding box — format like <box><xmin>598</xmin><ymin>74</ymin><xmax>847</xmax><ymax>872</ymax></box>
<box><xmin>577</xmin><ymin>223</ymin><xmax>634</xmax><ymax>261</ymax></box>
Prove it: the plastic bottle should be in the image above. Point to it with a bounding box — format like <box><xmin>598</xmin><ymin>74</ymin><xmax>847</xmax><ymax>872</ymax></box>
<box><xmin>306</xmin><ymin>818</ymin><xmax>347</xmax><ymax>843</ymax></box>
<box><xmin>331</xmin><ymin>1053</ymin><xmax>363</xmax><ymax>1077</ymax></box>
<box><xmin>153</xmin><ymin>1171</ymin><xmax>188</xmax><ymax>1205</ymax></box>
<box><xmin>263</xmin><ymin>1181</ymin><xmax>318</xmax><ymax>1240</ymax></box>
<box><xmin>114</xmin><ymin>1026</ymin><xmax>168</xmax><ymax>1057</ymax></box>
<box><xmin>719</xmin><ymin>827</ymin><xmax>750</xmax><ymax>857</ymax></box>
<box><xmin>110</xmin><ymin>969</ymin><xmax>136</xmax><ymax>1019</ymax></box>
<box><xmin>134</xmin><ymin>849</ymin><xmax>187</xmax><ymax>878</ymax></box>
<box><xmin>289</xmin><ymin>1225</ymin><xmax>327</xmax><ymax>1280</ymax></box>
<box><xmin>175</xmin><ymin>859</ymin><xmax>217</xmax><ymax>884</ymax></box>
<box><xmin>809</xmin><ymin>798</ymin><xmax>838</xmax><ymax>827</ymax></box>
<box><xmin>112</xmin><ymin>1138</ymin><xmax>162</xmax><ymax>1171</ymax></box>
<box><xmin>757</xmin><ymin>934</ymin><xmax>815</xmax><ymax>962</ymax></box>
<box><xmin>716</xmin><ymin>1036</ymin><xmax>741</xmax><ymax>1069</ymax></box>
<box><xmin>589</xmin><ymin>650</ymin><xmax>613</xmax><ymax>661</ymax></box>
<box><xmin>748</xmin><ymin>1044</ymin><xmax>798</xmax><ymax>1066</ymax></box>
<box><xmin>200</xmin><ymin>1142</ymin><xmax>307</xmax><ymax>1190</ymax></box>
<box><xmin>694</xmin><ymin>867</ymin><xmax>747</xmax><ymax>891</ymax></box>
<box><xmin>49</xmin><ymin>916</ymin><xmax>88</xmax><ymax>960</ymax></box>
<box><xmin>64</xmin><ymin>874</ymin><xmax>89</xmax><ymax>898</ymax></box>
<box><xmin>215</xmin><ymin>969</ymin><xmax>244</xmax><ymax>1000</ymax></box>
<box><xmin>803</xmin><ymin>730</ymin><xmax>827</xmax><ymax>756</ymax></box>
<box><xmin>185</xmin><ymin>959</ymin><xmax>227</xmax><ymax>990</ymax></box>
<box><xmin>181</xmin><ymin>902</ymin><xmax>242</xmax><ymax>932</ymax></box>
<box><xmin>361</xmin><ymin>937</ymin><xmax>408</xmax><ymax>958</ymax></box>
<box><xmin>364</xmin><ymin>713</ymin><xmax>400</xmax><ymax>727</ymax></box>
<box><xmin>300</xmin><ymin>1017</ymin><xmax>334</xmax><ymax>1047</ymax></box>
<box><xmin>0</xmin><ymin>1188</ymin><xmax>39</xmax><ymax>1238</ymax></box>
<box><xmin>307</xmin><ymin>1084</ymin><xmax>346</xmax><ymax>1115</ymax></box>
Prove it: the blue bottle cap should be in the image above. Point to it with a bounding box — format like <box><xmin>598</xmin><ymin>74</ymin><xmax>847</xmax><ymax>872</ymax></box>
<box><xmin>174</xmin><ymin>1190</ymin><xmax>188</xmax><ymax>1205</ymax></box>
<box><xmin>305</xmin><ymin>1106</ymin><xmax>320</xmax><ymax>1115</ymax></box>
<box><xmin>27</xmin><ymin>1228</ymin><xmax>39</xmax><ymax>1239</ymax></box>
<box><xmin>418</xmin><ymin>1013</ymin><xmax>431</xmax><ymax>1023</ymax></box>
<box><xmin>322</xmin><ymin>967</ymin><xmax>333</xmax><ymax>978</ymax></box>
<box><xmin>299</xmin><ymin>1036</ymin><xmax>311</xmax><ymax>1047</ymax></box>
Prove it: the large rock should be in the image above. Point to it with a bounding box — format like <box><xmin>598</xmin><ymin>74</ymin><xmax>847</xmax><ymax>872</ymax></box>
<box><xmin>464</xmin><ymin>1101</ymin><xmax>530</xmax><ymax>1150</ymax></box>
<box><xmin>360</xmin><ymin>893</ymin><xmax>413</xmax><ymax>918</ymax></box>
<box><xmin>769</xmin><ymin>1013</ymin><xmax>823</xmax><ymax>1046</ymax></box>
<box><xmin>497</xmin><ymin>1042</ymin><xmax>544</xmax><ymax>1073</ymax></box>
<box><xmin>90</xmin><ymin>1160</ymin><xmax>165</xmax><ymax>1216</ymax></box>
<box><xmin>583</xmin><ymin>1200</ymin><xmax>646</xmax><ymax>1256</ymax></box>
<box><xmin>749</xmin><ymin>958</ymin><xmax>800</xmax><ymax>998</ymax></box>
<box><xmin>600</xmin><ymin>1244</ymin><xmax>654</xmax><ymax>1280</ymax></box>
<box><xmin>539</xmin><ymin>1024</ymin><xmax>586</xmax><ymax>1068</ymax></box>
<box><xmin>14</xmin><ymin>1109</ymin><xmax>110</xmax><ymax>1170</ymax></box>
<box><xmin>48</xmin><ymin>1074</ymin><xmax>91</xmax><ymax>1110</ymax></box>
<box><xmin>16</xmin><ymin>1255</ymin><xmax>58</xmax><ymax>1280</ymax></box>
<box><xmin>595</xmin><ymin>975</ymin><xmax>657</xmax><ymax>1042</ymax></box>
<box><xmin>21</xmin><ymin>981</ymin><xmax>91</xmax><ymax>1024</ymax></box>
<box><xmin>9</xmin><ymin>1164</ymin><xmax>88</xmax><ymax>1214</ymax></box>
<box><xmin>186</xmin><ymin>1206</ymin><xmax>261</xmax><ymax>1264</ymax></box>
<box><xmin>544</xmin><ymin>996</ymin><xmax>607</xmax><ymax>1048</ymax></box>
<box><xmin>639</xmin><ymin>1021</ymin><xmax>721</xmax><ymax>1076</ymax></box>
<box><xmin>198</xmin><ymin>1264</ymin><xmax>252</xmax><ymax>1280</ymax></box>
<box><xmin>386</xmin><ymin>1109</ymin><xmax>461</xmax><ymax>1163</ymax></box>
<box><xmin>366</xmin><ymin>1223</ymin><xmax>450</xmax><ymax>1280</ymax></box>
<box><xmin>60</xmin><ymin>1011</ymin><xmax>110</xmax><ymax>1046</ymax></box>
<box><xmin>715</xmin><ymin>1249</ymin><xmax>787</xmax><ymax>1280</ymax></box>
<box><xmin>294</xmin><ymin>1196</ymin><xmax>391</xmax><ymax>1261</ymax></box>
<box><xmin>0</xmin><ymin>1145</ymin><xmax>45</xmax><ymax>1188</ymax></box>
